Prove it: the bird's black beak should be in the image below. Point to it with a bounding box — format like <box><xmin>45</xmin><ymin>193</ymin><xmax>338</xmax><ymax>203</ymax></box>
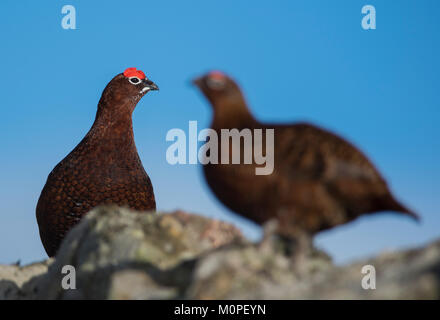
<box><xmin>143</xmin><ymin>79</ymin><xmax>159</xmax><ymax>92</ymax></box>
<box><xmin>192</xmin><ymin>77</ymin><xmax>203</xmax><ymax>88</ymax></box>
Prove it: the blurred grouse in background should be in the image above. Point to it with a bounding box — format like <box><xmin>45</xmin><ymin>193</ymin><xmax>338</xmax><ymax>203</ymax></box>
<box><xmin>36</xmin><ymin>68</ymin><xmax>159</xmax><ymax>257</ymax></box>
<box><xmin>193</xmin><ymin>71</ymin><xmax>419</xmax><ymax>242</ymax></box>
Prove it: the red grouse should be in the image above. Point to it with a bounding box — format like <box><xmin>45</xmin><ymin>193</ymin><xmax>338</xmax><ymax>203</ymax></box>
<box><xmin>193</xmin><ymin>71</ymin><xmax>419</xmax><ymax>243</ymax></box>
<box><xmin>37</xmin><ymin>68</ymin><xmax>158</xmax><ymax>257</ymax></box>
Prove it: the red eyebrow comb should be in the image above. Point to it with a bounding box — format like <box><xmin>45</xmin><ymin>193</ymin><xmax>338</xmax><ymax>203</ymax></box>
<box><xmin>123</xmin><ymin>67</ymin><xmax>146</xmax><ymax>80</ymax></box>
<box><xmin>208</xmin><ymin>70</ymin><xmax>226</xmax><ymax>79</ymax></box>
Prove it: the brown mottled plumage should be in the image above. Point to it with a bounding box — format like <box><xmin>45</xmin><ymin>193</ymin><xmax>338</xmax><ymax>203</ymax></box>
<box><xmin>36</xmin><ymin>69</ymin><xmax>159</xmax><ymax>257</ymax></box>
<box><xmin>193</xmin><ymin>71</ymin><xmax>419</xmax><ymax>241</ymax></box>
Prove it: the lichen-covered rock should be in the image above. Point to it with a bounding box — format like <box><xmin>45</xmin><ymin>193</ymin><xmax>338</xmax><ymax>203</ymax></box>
<box><xmin>35</xmin><ymin>206</ymin><xmax>243</xmax><ymax>299</ymax></box>
<box><xmin>0</xmin><ymin>259</ymin><xmax>53</xmax><ymax>300</ymax></box>
<box><xmin>186</xmin><ymin>239</ymin><xmax>440</xmax><ymax>299</ymax></box>
<box><xmin>1</xmin><ymin>206</ymin><xmax>439</xmax><ymax>300</ymax></box>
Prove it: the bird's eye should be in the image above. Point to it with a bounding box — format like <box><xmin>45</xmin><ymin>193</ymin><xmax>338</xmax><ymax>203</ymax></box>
<box><xmin>206</xmin><ymin>77</ymin><xmax>225</xmax><ymax>90</ymax></box>
<box><xmin>129</xmin><ymin>77</ymin><xmax>141</xmax><ymax>85</ymax></box>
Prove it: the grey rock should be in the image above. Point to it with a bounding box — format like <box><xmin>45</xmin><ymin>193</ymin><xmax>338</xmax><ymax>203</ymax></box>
<box><xmin>1</xmin><ymin>206</ymin><xmax>438</xmax><ymax>300</ymax></box>
<box><xmin>0</xmin><ymin>259</ymin><xmax>53</xmax><ymax>299</ymax></box>
<box><xmin>187</xmin><ymin>239</ymin><xmax>440</xmax><ymax>299</ymax></box>
<box><xmin>35</xmin><ymin>205</ymin><xmax>243</xmax><ymax>299</ymax></box>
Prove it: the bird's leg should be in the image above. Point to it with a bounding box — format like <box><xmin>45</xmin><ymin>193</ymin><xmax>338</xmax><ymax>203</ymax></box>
<box><xmin>258</xmin><ymin>219</ymin><xmax>279</xmax><ymax>253</ymax></box>
<box><xmin>278</xmin><ymin>231</ymin><xmax>314</xmax><ymax>274</ymax></box>
<box><xmin>291</xmin><ymin>234</ymin><xmax>313</xmax><ymax>273</ymax></box>
<box><xmin>258</xmin><ymin>219</ymin><xmax>314</xmax><ymax>272</ymax></box>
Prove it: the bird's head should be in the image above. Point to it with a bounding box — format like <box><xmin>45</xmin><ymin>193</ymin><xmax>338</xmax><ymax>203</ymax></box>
<box><xmin>192</xmin><ymin>71</ymin><xmax>244</xmax><ymax>109</ymax></box>
<box><xmin>99</xmin><ymin>68</ymin><xmax>159</xmax><ymax>113</ymax></box>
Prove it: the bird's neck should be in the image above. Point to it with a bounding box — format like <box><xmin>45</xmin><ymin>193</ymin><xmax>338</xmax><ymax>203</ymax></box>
<box><xmin>212</xmin><ymin>100</ymin><xmax>258</xmax><ymax>130</ymax></box>
<box><xmin>88</xmin><ymin>101</ymin><xmax>137</xmax><ymax>150</ymax></box>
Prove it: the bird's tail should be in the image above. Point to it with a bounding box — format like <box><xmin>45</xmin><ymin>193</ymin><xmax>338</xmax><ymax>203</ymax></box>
<box><xmin>379</xmin><ymin>194</ymin><xmax>420</xmax><ymax>222</ymax></box>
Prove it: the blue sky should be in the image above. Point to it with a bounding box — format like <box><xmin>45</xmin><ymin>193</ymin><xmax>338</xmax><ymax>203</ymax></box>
<box><xmin>0</xmin><ymin>0</ymin><xmax>438</xmax><ymax>264</ymax></box>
